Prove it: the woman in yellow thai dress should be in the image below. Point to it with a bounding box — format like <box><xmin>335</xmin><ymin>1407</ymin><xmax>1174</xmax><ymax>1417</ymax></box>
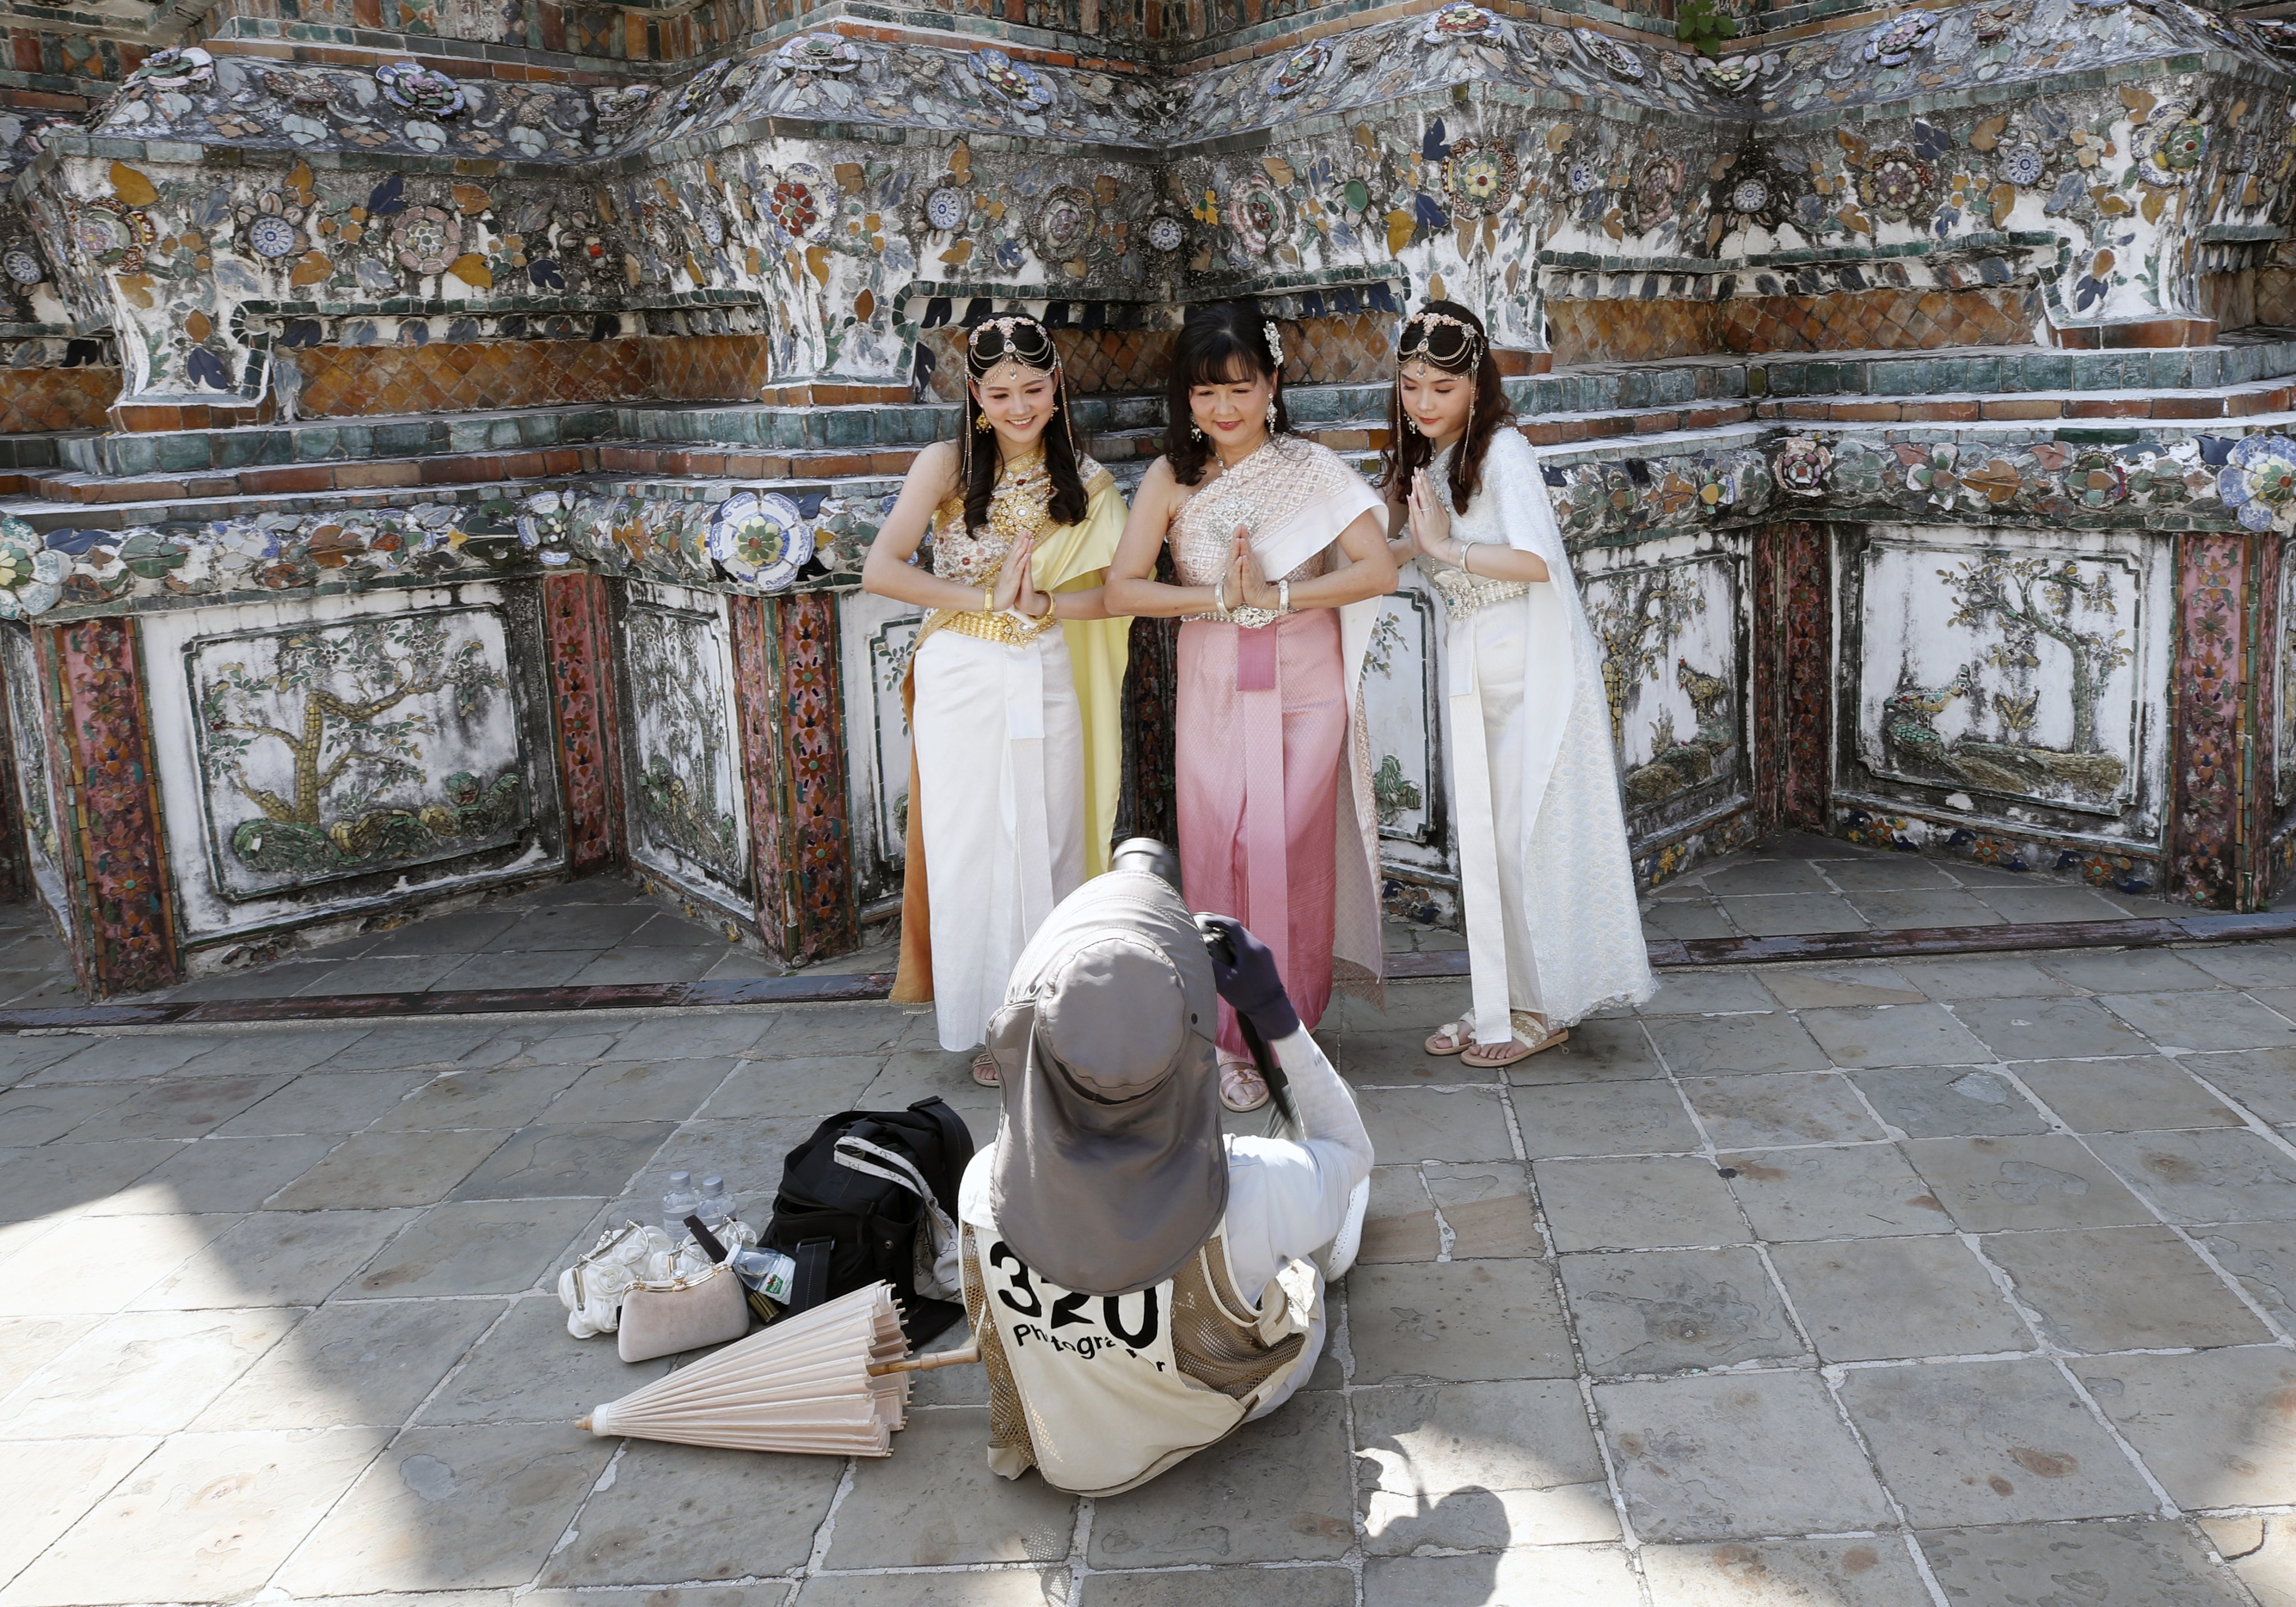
<box><xmin>863</xmin><ymin>316</ymin><xmax>1129</xmax><ymax>1083</ymax></box>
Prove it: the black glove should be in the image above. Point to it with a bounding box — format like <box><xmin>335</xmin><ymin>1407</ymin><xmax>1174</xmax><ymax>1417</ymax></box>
<box><xmin>1195</xmin><ymin>915</ymin><xmax>1301</xmax><ymax>1041</ymax></box>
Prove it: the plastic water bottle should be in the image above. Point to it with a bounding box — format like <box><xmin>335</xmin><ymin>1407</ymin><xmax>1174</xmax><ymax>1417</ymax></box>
<box><xmin>697</xmin><ymin>1176</ymin><xmax>734</xmax><ymax>1231</ymax></box>
<box><xmin>661</xmin><ymin>1171</ymin><xmax>700</xmax><ymax>1240</ymax></box>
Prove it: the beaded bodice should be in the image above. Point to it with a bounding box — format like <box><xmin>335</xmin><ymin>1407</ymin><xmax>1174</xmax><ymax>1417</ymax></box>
<box><xmin>1170</xmin><ymin>437</ymin><xmax>1329</xmax><ymax>588</ymax></box>
<box><xmin>931</xmin><ymin>449</ymin><xmax>1102</xmax><ymax>585</ymax></box>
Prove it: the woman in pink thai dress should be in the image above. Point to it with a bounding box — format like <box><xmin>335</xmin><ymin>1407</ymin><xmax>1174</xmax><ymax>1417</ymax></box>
<box><xmin>1106</xmin><ymin>301</ymin><xmax>1397</xmax><ymax>1111</ymax></box>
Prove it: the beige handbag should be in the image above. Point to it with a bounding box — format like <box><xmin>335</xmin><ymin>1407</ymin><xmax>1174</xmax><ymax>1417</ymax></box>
<box><xmin>617</xmin><ymin>1260</ymin><xmax>751</xmax><ymax>1363</ymax></box>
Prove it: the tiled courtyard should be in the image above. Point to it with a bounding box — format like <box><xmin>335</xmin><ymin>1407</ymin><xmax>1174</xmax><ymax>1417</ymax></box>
<box><xmin>10</xmin><ymin>906</ymin><xmax>2296</xmax><ymax>1606</ymax></box>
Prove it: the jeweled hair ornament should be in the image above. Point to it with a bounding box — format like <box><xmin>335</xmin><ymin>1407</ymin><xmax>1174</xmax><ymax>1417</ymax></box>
<box><xmin>1263</xmin><ymin>320</ymin><xmax>1286</xmax><ymax>369</ymax></box>
<box><xmin>1397</xmin><ymin>309</ymin><xmax>1486</xmax><ymax>371</ymax></box>
<box><xmin>961</xmin><ymin>312</ymin><xmax>1077</xmax><ymax>473</ymax></box>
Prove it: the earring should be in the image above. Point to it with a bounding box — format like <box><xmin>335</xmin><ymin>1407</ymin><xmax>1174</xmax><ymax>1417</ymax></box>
<box><xmin>1264</xmin><ymin>400</ymin><xmax>1278</xmax><ymax>429</ymax></box>
<box><xmin>976</xmin><ymin>410</ymin><xmax>991</xmax><ymax>431</ymax></box>
<box><xmin>1403</xmin><ymin>413</ymin><xmax>1420</xmax><ymax>436</ymax></box>
<box><xmin>1191</xmin><ymin>423</ymin><xmax>1205</xmax><ymax>442</ymax></box>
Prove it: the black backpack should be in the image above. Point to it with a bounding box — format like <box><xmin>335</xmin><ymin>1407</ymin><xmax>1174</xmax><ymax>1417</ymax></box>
<box><xmin>763</xmin><ymin>1096</ymin><xmax>974</xmax><ymax>1344</ymax></box>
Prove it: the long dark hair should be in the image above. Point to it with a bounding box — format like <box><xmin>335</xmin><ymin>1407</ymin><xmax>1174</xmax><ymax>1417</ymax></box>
<box><xmin>1379</xmin><ymin>300</ymin><xmax>1512</xmax><ymax>514</ymax></box>
<box><xmin>1165</xmin><ymin>299</ymin><xmax>1292</xmax><ymax>487</ymax></box>
<box><xmin>963</xmin><ymin>314</ymin><xmax>1088</xmax><ymax>530</ymax></box>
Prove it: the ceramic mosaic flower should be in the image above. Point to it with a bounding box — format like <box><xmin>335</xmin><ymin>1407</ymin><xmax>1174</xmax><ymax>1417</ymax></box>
<box><xmin>1906</xmin><ymin>444</ymin><xmax>1965</xmax><ymax>509</ymax></box>
<box><xmin>1775</xmin><ymin>436</ymin><xmax>1832</xmax><ymax>497</ymax></box>
<box><xmin>1425</xmin><ymin>4</ymin><xmax>1499</xmax><ymax>40</ymax></box>
<box><xmin>1698</xmin><ymin>54</ymin><xmax>1767</xmax><ymax>94</ymax></box>
<box><xmin>1268</xmin><ymin>43</ymin><xmax>1328</xmax><ymax>98</ymax></box>
<box><xmin>2</xmin><ymin>243</ymin><xmax>42</xmax><ymax>285</ymax></box>
<box><xmin>975</xmin><ymin>50</ymin><xmax>1055</xmax><ymax>110</ymax></box>
<box><xmin>917</xmin><ymin>176</ymin><xmax>971</xmax><ymax>233</ymax></box>
<box><xmin>2065</xmin><ymin>450</ymin><xmax>2130</xmax><ymax>510</ymax></box>
<box><xmin>376</xmin><ymin>61</ymin><xmax>465</xmax><ymax>117</ymax></box>
<box><xmin>72</xmin><ymin>198</ymin><xmax>153</xmax><ymax>271</ymax></box>
<box><xmin>0</xmin><ymin>518</ymin><xmax>68</xmax><ymax>620</ymax></box>
<box><xmin>1860</xmin><ymin>10</ymin><xmax>1938</xmax><ymax>66</ymax></box>
<box><xmin>709</xmin><ymin>492</ymin><xmax>813</xmax><ymax>591</ymax></box>
<box><xmin>2134</xmin><ymin>99</ymin><xmax>2207</xmax><ymax>187</ymax></box>
<box><xmin>673</xmin><ymin>63</ymin><xmax>729</xmax><ymax>118</ymax></box>
<box><xmin>2219</xmin><ymin>435</ymin><xmax>2296</xmax><ymax>532</ymax></box>
<box><xmin>769</xmin><ymin>177</ymin><xmax>823</xmax><ymax>239</ymax></box>
<box><xmin>1574</xmin><ymin>27</ymin><xmax>1647</xmax><ymax>81</ymax></box>
<box><xmin>244</xmin><ymin>214</ymin><xmax>301</xmax><ymax>259</ymax></box>
<box><xmin>592</xmin><ymin>85</ymin><xmax>652</xmax><ymax>128</ymax></box>
<box><xmin>1442</xmin><ymin>140</ymin><xmax>1519</xmax><ymax>218</ymax></box>
<box><xmin>131</xmin><ymin>46</ymin><xmax>214</xmax><ymax>89</ymax></box>
<box><xmin>1029</xmin><ymin>184</ymin><xmax>1100</xmax><ymax>264</ymax></box>
<box><xmin>1224</xmin><ymin>173</ymin><xmax>1290</xmax><ymax>257</ymax></box>
<box><xmin>1859</xmin><ymin>149</ymin><xmax>1933</xmax><ymax>221</ymax></box>
<box><xmin>1145</xmin><ymin>214</ymin><xmax>1185</xmax><ymax>253</ymax></box>
<box><xmin>776</xmin><ymin>33</ymin><xmax>860</xmax><ymax>75</ymax></box>
<box><xmin>392</xmin><ymin>205</ymin><xmax>460</xmax><ymax>274</ymax></box>
<box><xmin>1998</xmin><ymin>142</ymin><xmax>2047</xmax><ymax>187</ymax></box>
<box><xmin>1564</xmin><ymin>158</ymin><xmax>1606</xmax><ymax>197</ymax></box>
<box><xmin>1625</xmin><ymin>152</ymin><xmax>1685</xmax><ymax>230</ymax></box>
<box><xmin>1972</xmin><ymin>3</ymin><xmax>2017</xmax><ymax>41</ymax></box>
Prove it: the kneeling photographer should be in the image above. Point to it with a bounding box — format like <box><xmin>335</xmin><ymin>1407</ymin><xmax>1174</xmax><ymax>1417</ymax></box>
<box><xmin>955</xmin><ymin>840</ymin><xmax>1373</xmax><ymax>1496</ymax></box>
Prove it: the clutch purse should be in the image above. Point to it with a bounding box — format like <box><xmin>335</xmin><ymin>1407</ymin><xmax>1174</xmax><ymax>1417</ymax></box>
<box><xmin>617</xmin><ymin>1260</ymin><xmax>750</xmax><ymax>1363</ymax></box>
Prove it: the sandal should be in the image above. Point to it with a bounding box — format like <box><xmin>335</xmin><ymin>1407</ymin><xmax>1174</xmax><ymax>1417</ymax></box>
<box><xmin>1218</xmin><ymin>1052</ymin><xmax>1270</xmax><ymax>1113</ymax></box>
<box><xmin>1461</xmin><ymin>1011</ymin><xmax>1569</xmax><ymax>1069</ymax></box>
<box><xmin>1424</xmin><ymin>1020</ymin><xmax>1476</xmax><ymax>1057</ymax></box>
<box><xmin>972</xmin><ymin>1050</ymin><xmax>1001</xmax><ymax>1088</ymax></box>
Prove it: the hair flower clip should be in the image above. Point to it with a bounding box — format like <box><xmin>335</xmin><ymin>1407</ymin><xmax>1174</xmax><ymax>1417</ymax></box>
<box><xmin>1263</xmin><ymin>320</ymin><xmax>1286</xmax><ymax>368</ymax></box>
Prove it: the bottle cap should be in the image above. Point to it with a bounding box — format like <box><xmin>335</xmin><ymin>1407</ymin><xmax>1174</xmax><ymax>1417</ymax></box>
<box><xmin>668</xmin><ymin>1171</ymin><xmax>692</xmax><ymax>1187</ymax></box>
<box><xmin>701</xmin><ymin>1176</ymin><xmax>725</xmax><ymax>1194</ymax></box>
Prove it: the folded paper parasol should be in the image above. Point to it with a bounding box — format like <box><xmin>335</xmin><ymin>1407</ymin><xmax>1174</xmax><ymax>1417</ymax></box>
<box><xmin>578</xmin><ymin>1281</ymin><xmax>978</xmax><ymax>1457</ymax></box>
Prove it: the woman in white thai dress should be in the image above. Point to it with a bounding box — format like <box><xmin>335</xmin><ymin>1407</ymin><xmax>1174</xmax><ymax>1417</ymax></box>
<box><xmin>865</xmin><ymin>316</ymin><xmax>1130</xmax><ymax>1082</ymax></box>
<box><xmin>1381</xmin><ymin>302</ymin><xmax>1654</xmax><ymax>1066</ymax></box>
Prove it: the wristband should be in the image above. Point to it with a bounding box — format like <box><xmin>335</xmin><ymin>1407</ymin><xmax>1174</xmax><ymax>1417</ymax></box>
<box><xmin>1278</xmin><ymin>579</ymin><xmax>1292</xmax><ymax>616</ymax></box>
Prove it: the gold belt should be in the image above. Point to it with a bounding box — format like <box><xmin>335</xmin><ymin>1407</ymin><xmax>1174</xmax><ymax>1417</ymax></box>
<box><xmin>1429</xmin><ymin>564</ymin><xmax>1532</xmax><ymax>617</ymax></box>
<box><xmin>928</xmin><ymin>606</ymin><xmax>1054</xmax><ymax>647</ymax></box>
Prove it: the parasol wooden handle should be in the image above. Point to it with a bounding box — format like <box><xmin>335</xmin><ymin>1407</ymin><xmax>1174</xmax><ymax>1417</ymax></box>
<box><xmin>867</xmin><ymin>1341</ymin><xmax>981</xmax><ymax>1377</ymax></box>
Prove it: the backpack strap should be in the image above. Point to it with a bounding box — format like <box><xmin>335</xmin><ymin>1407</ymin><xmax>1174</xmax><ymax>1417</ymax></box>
<box><xmin>904</xmin><ymin>1096</ymin><xmax>976</xmax><ymax>1218</ymax></box>
<box><xmin>788</xmin><ymin>1237</ymin><xmax>834</xmax><ymax>1315</ymax></box>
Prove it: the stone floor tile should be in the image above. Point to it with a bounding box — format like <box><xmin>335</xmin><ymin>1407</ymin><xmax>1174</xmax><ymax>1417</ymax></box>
<box><xmin>2103</xmin><ymin>989</ymin><xmax>2296</xmax><ymax>1052</ymax></box>
<box><xmin>1684</xmin><ymin>1072</ymin><xmax>1887</xmax><ymax>1148</ymax></box>
<box><xmin>1331</xmin><ymin>1027</ymin><xmax>1496</xmax><ymax>1086</ymax></box>
<box><xmin>1355</xmin><ymin>1087</ymin><xmax>1518</xmax><ymax>1163</ymax></box>
<box><xmin>94</xmin><ymin>1132</ymin><xmax>343</xmax><ymax>1216</ymax></box>
<box><xmin>53</xmin><ymin>1073</ymin><xmax>293</xmax><ymax>1143</ymax></box>
<box><xmin>1818</xmin><ymin>857</ymin><xmax>1963</xmax><ymax>892</ymax></box>
<box><xmin>1705</xmin><ymin>858</ymin><xmax>1836</xmax><ymax>895</ymax></box>
<box><xmin>1637</xmin><ymin>972</ymin><xmax>1782</xmax><ymax>1016</ymax></box>
<box><xmin>1917</xmin><ymin>1520</ymin><xmax>2253</xmax><ymax>1607</ymax></box>
<box><xmin>1644</xmin><ymin>1011</ymin><xmax>1833</xmax><ymax>1077</ymax></box>
<box><xmin>2181</xmin><ymin>1049</ymin><xmax>2296</xmax><ymax>1123</ymax></box>
<box><xmin>268</xmin><ymin>1128</ymin><xmax>510</xmax><ymax>1210</ymax></box>
<box><xmin>2041</xmin><ymin>949</ymin><xmax>2228</xmax><ymax>992</ymax></box>
<box><xmin>2085</xmin><ymin>1128</ymin><xmax>2296</xmax><ymax>1224</ymax></box>
<box><xmin>0</xmin><ymin>1084</ymin><xmax>136</xmax><ymax>1146</ymax></box>
<box><xmin>516</xmin><ymin>1021</ymin><xmax>632</xmax><ymax>1065</ymax></box>
<box><xmin>0</xmin><ymin>1140</ymin><xmax>176</xmax><ymax>1223</ymax></box>
<box><xmin>498</xmin><ymin>904</ymin><xmax>660</xmax><ymax>950</ymax></box>
<box><xmin>1425</xmin><ymin>1161</ymin><xmax>1542</xmax><ymax>1258</ymax></box>
<box><xmin>2011</xmin><ymin>1060</ymin><xmax>2237</xmax><ymax>1134</ymax></box>
<box><xmin>432</xmin><ymin>948</ymin><xmax>607</xmax><ymax>989</ymax></box>
<box><xmin>0</xmin><ymin>1314</ymin><xmax>98</xmax><ymax>1397</ymax></box>
<box><xmin>1718</xmin><ymin>893</ymin><xmax>1870</xmax><ymax>936</ymax></box>
<box><xmin>170</xmin><ymin>1028</ymin><xmax>383</xmax><ymax>1079</ymax></box>
<box><xmin>1797</xmin><ymin>1003</ymin><xmax>1995</xmax><ymax>1069</ymax></box>
<box><xmin>1758</xmin><ymin>965</ymin><xmax>1928</xmax><ymax>1008</ymax></box>
<box><xmin>417</xmin><ymin>1296</ymin><xmax>669</xmax><ymax>1424</ymax></box>
<box><xmin>1354</xmin><ymin>1378</ymin><xmax>1618</xmax><ymax>1553</ymax></box>
<box><xmin>700</xmin><ymin>1054</ymin><xmax>888</xmax><ymax>1118</ymax></box>
<box><xmin>1345</xmin><ymin>1260</ymin><xmax>1576</xmax><ymax>1383</ymax></box>
<box><xmin>1896</xmin><ymin>955</ymin><xmax>2077</xmax><ymax>1000</ymax></box>
<box><xmin>1</xmin><ymin>1426</ymin><xmax>390</xmax><ymax>1606</ymax></box>
<box><xmin>1512</xmin><ymin>1079</ymin><xmax>1700</xmax><ymax>1158</ymax></box>
<box><xmin>137</xmin><ymin>1208</ymin><xmax>421</xmax><ymax>1308</ymax></box>
<box><xmin>1503</xmin><ymin>1018</ymin><xmax>1666</xmax><ymax>1086</ymax></box>
<box><xmin>1560</xmin><ymin>1245</ymin><xmax>1807</xmax><ymax>1376</ymax></box>
<box><xmin>1087</xmin><ymin>1390</ymin><xmax>1351</xmax><ymax>1566</ymax></box>
<box><xmin>317</xmin><ymin>1023</ymin><xmax>529</xmax><ymax>1072</ymax></box>
<box><xmin>449</xmin><ymin>1121</ymin><xmax>676</xmax><ymax>1201</ymax></box>
<box><xmin>1983</xmin><ymin>1225</ymin><xmax>2270</xmax><ymax>1351</ymax></box>
<box><xmin>527</xmin><ymin>1589</ymin><xmax>786</xmax><ymax>1607</ymax></box>
<box><xmin>857</xmin><ymin>1051</ymin><xmax>1003</xmax><ymax>1131</ymax></box>
<box><xmin>0</xmin><ymin>1435</ymin><xmax>160</xmax><ymax>1589</ymax></box>
<box><xmin>749</xmin><ymin>1004</ymin><xmax>912</xmax><ymax>1058</ymax></box>
<box><xmin>823</xmin><ymin>1407</ymin><xmax>1072</xmax><ymax>1569</ymax></box>
<box><xmin>1363</xmin><ymin>1545</ymin><xmax>1639</xmax><ymax>1607</ymax></box>
<box><xmin>0</xmin><ymin>1034</ymin><xmax>109</xmax><ymax>1086</ymax></box>
<box><xmin>1643</xmin><ymin>899</ymin><xmax>1736</xmax><ymax>940</ymax></box>
<box><xmin>367</xmin><ymin>912</ymin><xmax>523</xmax><ymax>955</ymax></box>
<box><xmin>1850</xmin><ymin>1066</ymin><xmax>2050</xmax><ymax>1138</ymax></box>
<box><xmin>1836</xmin><ymin>1358</ymin><xmax>2157</xmax><ymax>1525</ymax></box>
<box><xmin>295</xmin><ymin>954</ymin><xmax>472</xmax><ymax>994</ymax></box>
<box><xmin>615</xmin><ymin>1117</ymin><xmax>837</xmax><ymax>1224</ymax></box>
<box><xmin>794</xmin><ymin>1571</ymin><xmax>1068</xmax><ymax>1607</ymax></box>
<box><xmin>0</xmin><ymin>1210</ymin><xmax>236</xmax><ymax>1314</ymax></box>
<box><xmin>194</xmin><ymin>1299</ymin><xmax>500</xmax><ymax>1430</ymax></box>
<box><xmin>1640</xmin><ymin>1536</ymin><xmax>1935</xmax><ymax>1606</ymax></box>
<box><xmin>2189</xmin><ymin>942</ymin><xmax>2296</xmax><ymax>989</ymax></box>
<box><xmin>1535</xmin><ymin>1156</ymin><xmax>1748</xmax><ymax>1250</ymax></box>
<box><xmin>1077</xmin><ymin>1567</ymin><xmax>1351</xmax><ymax>1607</ymax></box>
<box><xmin>350</xmin><ymin>1197</ymin><xmax>601</xmax><ymax>1296</ymax></box>
<box><xmin>368</xmin><ymin>1064</ymin><xmax>588</xmax><ymax>1131</ymax></box>
<box><xmin>29</xmin><ymin>1034</ymin><xmax>224</xmax><ymax>1084</ymax></box>
<box><xmin>1597</xmin><ymin>1371</ymin><xmax>1893</xmax><ymax>1540</ymax></box>
<box><xmin>1768</xmin><ymin>1235</ymin><xmax>2030</xmax><ymax>1363</ymax></box>
<box><xmin>567</xmin><ymin>948</ymin><xmax>730</xmax><ymax>986</ymax></box>
<box><xmin>1844</xmin><ymin>889</ymin><xmax>2006</xmax><ymax>930</ymax></box>
<box><xmin>534</xmin><ymin>1056</ymin><xmax>737</xmax><ymax>1125</ymax></box>
<box><xmin>1902</xmin><ymin>1135</ymin><xmax>2154</xmax><ymax>1232</ymax></box>
<box><xmin>2070</xmin><ymin>1346</ymin><xmax>2296</xmax><ymax>1508</ymax></box>
<box><xmin>1720</xmin><ymin>1144</ymin><xmax>1951</xmax><ymax>1240</ymax></box>
<box><xmin>1975</xmin><ymin>884</ymin><xmax>2138</xmax><ymax>923</ymax></box>
<box><xmin>2191</xmin><ymin>1221</ymin><xmax>2296</xmax><ymax>1330</ymax></box>
<box><xmin>544</xmin><ymin>1436</ymin><xmax>842</xmax><ymax>1584</ymax></box>
<box><xmin>275</xmin><ymin>1420</ymin><xmax>618</xmax><ymax>1594</ymax></box>
<box><xmin>1358</xmin><ymin>1164</ymin><xmax>1441</xmax><ymax>1263</ymax></box>
<box><xmin>608</xmin><ymin>1013</ymin><xmax>783</xmax><ymax>1062</ymax></box>
<box><xmin>2214</xmin><ymin>1513</ymin><xmax>2296</xmax><ymax>1607</ymax></box>
<box><xmin>213</xmin><ymin>1070</ymin><xmax>431</xmax><ymax>1135</ymax></box>
<box><xmin>1948</xmin><ymin>995</ymin><xmax>2150</xmax><ymax>1061</ymax></box>
<box><xmin>0</xmin><ymin>1305</ymin><xmax>302</xmax><ymax>1438</ymax></box>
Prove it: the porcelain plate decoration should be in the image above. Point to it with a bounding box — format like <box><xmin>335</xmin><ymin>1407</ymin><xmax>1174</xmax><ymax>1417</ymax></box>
<box><xmin>709</xmin><ymin>492</ymin><xmax>814</xmax><ymax>590</ymax></box>
<box><xmin>376</xmin><ymin>60</ymin><xmax>466</xmax><ymax>117</ymax></box>
<box><xmin>131</xmin><ymin>45</ymin><xmax>214</xmax><ymax>89</ymax></box>
<box><xmin>1861</xmin><ymin>10</ymin><xmax>1939</xmax><ymax>66</ymax></box>
<box><xmin>1268</xmin><ymin>43</ymin><xmax>1328</xmax><ymax>98</ymax></box>
<box><xmin>1145</xmin><ymin>214</ymin><xmax>1185</xmax><ymax>253</ymax></box>
<box><xmin>1574</xmin><ymin>28</ymin><xmax>1647</xmax><ymax>81</ymax></box>
<box><xmin>2</xmin><ymin>244</ymin><xmax>41</xmax><ymax>285</ymax></box>
<box><xmin>975</xmin><ymin>49</ymin><xmax>1056</xmax><ymax>109</ymax></box>
<box><xmin>1425</xmin><ymin>3</ymin><xmax>1500</xmax><ymax>40</ymax></box>
<box><xmin>2219</xmin><ymin>435</ymin><xmax>2296</xmax><ymax>532</ymax></box>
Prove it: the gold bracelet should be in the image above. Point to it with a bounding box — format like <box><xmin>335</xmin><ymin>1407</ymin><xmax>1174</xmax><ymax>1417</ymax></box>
<box><xmin>980</xmin><ymin>585</ymin><xmax>994</xmax><ymax>613</ymax></box>
<box><xmin>1213</xmin><ymin>576</ymin><xmax>1227</xmax><ymax>615</ymax></box>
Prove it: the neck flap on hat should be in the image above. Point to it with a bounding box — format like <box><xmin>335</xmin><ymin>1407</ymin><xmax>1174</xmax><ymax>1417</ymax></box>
<box><xmin>985</xmin><ymin>869</ymin><xmax>1227</xmax><ymax>1296</ymax></box>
